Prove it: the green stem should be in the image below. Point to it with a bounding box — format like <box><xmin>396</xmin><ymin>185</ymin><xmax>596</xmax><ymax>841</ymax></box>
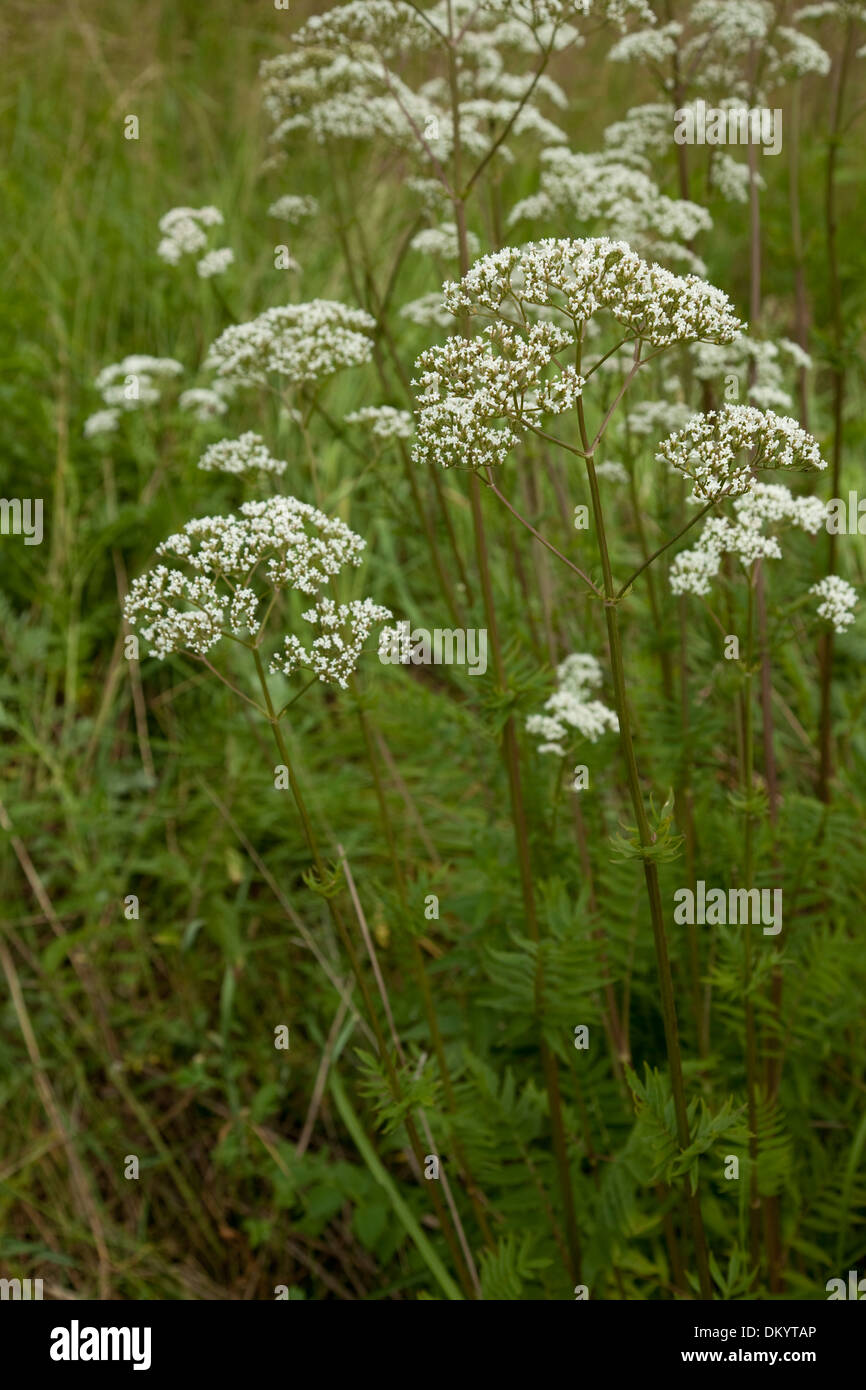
<box><xmin>352</xmin><ymin>692</ymin><xmax>496</xmax><ymax>1249</ymax></box>
<box><xmin>742</xmin><ymin>578</ymin><xmax>762</xmax><ymax>1277</ymax></box>
<box><xmin>581</xmin><ymin>414</ymin><xmax>713</xmax><ymax>1300</ymax></box>
<box><xmin>250</xmin><ymin>648</ymin><xmax>477</xmax><ymax>1298</ymax></box>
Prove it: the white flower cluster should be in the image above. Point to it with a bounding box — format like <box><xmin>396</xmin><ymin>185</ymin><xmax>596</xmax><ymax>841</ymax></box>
<box><xmin>411</xmin><ymin>223</ymin><xmax>481</xmax><ymax>262</ymax></box>
<box><xmin>809</xmin><ymin>576</ymin><xmax>857</xmax><ymax>633</ymax></box>
<box><xmin>268</xmin><ymin>194</ymin><xmax>320</xmax><ymax>223</ymax></box>
<box><xmin>526</xmin><ymin>652</ymin><xmax>619</xmax><ymax>757</ymax></box>
<box><xmin>602</xmin><ymin>105</ymin><xmax>672</xmax><ymax>168</ymax></box>
<box><xmin>124</xmin><ymin>568</ymin><xmax>240</xmax><ymax>659</ymax></box>
<box><xmin>157</xmin><ymin>206</ymin><xmax>233</xmax><ymax>277</ymax></box>
<box><xmin>400</xmin><ymin>293</ymin><xmax>456</xmax><ymax>329</ymax></box>
<box><xmin>414</xmin><ymin>239</ymin><xmax>744</xmax><ymax>469</ymax></box>
<box><xmin>609</xmin><ymin>21</ymin><xmax>681</xmax><ymax>63</ymax></box>
<box><xmin>657</xmin><ymin>405</ymin><xmax>827</xmax><ymax>501</ymax></box>
<box><xmin>179</xmin><ymin>385</ymin><xmax>232</xmax><ymax>420</ymax></box>
<box><xmin>197</xmin><ymin>248</ymin><xmax>235</xmax><ymax>279</ymax></box>
<box><xmin>156</xmin><ymin>497</ymin><xmax>366</xmax><ymax>593</ymax></box>
<box><xmin>261</xmin><ymin>51</ymin><xmax>449</xmax><ymax>155</ymax></box>
<box><xmin>796</xmin><ymin>2</ymin><xmax>866</xmax><ymax>20</ymax></box>
<box><xmin>84</xmin><ymin>356</ymin><xmax>184</xmax><ymax>435</ymax></box>
<box><xmin>205</xmin><ymin>300</ymin><xmax>376</xmax><ymax>388</ymax></box>
<box><xmin>291</xmin><ymin>1</ymin><xmax>435</xmax><ymax>59</ymax></box>
<box><xmin>692</xmin><ymin>336</ymin><xmax>811</xmax><ymax>412</ymax></box>
<box><xmin>508</xmin><ymin>150</ymin><xmax>711</xmax><ymax>273</ymax></box>
<box><xmin>269</xmin><ymin>596</ymin><xmax>393</xmax><ymax>689</ymax></box>
<box><xmin>623</xmin><ymin>399</ymin><xmax>695</xmax><ymax>437</ymax></box>
<box><xmin>479</xmin><ymin>0</ymin><xmax>654</xmax><ymax>27</ymax></box>
<box><xmin>413</xmin><ymin>319</ymin><xmax>583</xmax><ymax>470</ymax></box>
<box><xmin>595</xmin><ymin>460</ymin><xmax>630</xmax><ymax>483</ymax></box>
<box><xmin>800</xmin><ymin>2</ymin><xmax>866</xmax><ymax>18</ymax></box>
<box><xmin>198</xmin><ymin>432</ymin><xmax>288</xmax><ymax>477</ymax></box>
<box><xmin>262</xmin><ymin>14</ymin><xmax>573</xmax><ymax>169</ymax></box>
<box><xmin>124</xmin><ymin>497</ymin><xmax>371</xmax><ymax>662</ymax></box>
<box><xmin>708</xmin><ymin>152</ymin><xmax>763</xmax><ymax>206</ymax></box>
<box><xmin>679</xmin><ymin>2</ymin><xmax>829</xmax><ymax>98</ymax></box>
<box><xmin>95</xmin><ymin>355</ymin><xmax>184</xmax><ymax>407</ymax></box>
<box><xmin>670</xmin><ymin>483</ymin><xmax>827</xmax><ymax>594</ymax></box>
<box><xmin>344</xmin><ymin>406</ymin><xmax>415</xmax><ymax>440</ymax></box>
<box><xmin>83</xmin><ymin>409</ymin><xmax>121</xmax><ymax>439</ymax></box>
<box><xmin>441</xmin><ymin>239</ymin><xmax>743</xmax><ymax>347</ymax></box>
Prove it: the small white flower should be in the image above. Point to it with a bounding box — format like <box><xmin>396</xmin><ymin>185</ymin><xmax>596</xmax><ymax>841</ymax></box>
<box><xmin>158</xmin><ymin>206</ymin><xmax>229</xmax><ymax>268</ymax></box>
<box><xmin>205</xmin><ymin>300</ymin><xmax>376</xmax><ymax>387</ymax></box>
<box><xmin>93</xmin><ymin>356</ymin><xmax>184</xmax><ymax>412</ymax></box>
<box><xmin>268</xmin><ymin>194</ymin><xmax>319</xmax><ymax>223</ymax></box>
<box><xmin>670</xmin><ymin>483</ymin><xmax>829</xmax><ymax>595</ymax></box>
<box><xmin>197</xmin><ymin>247</ymin><xmax>234</xmax><ymax>278</ymax></box>
<box><xmin>810</xmin><ymin>575</ymin><xmax>857</xmax><ymax>633</ymax></box>
<box><xmin>270</xmin><ymin>597</ymin><xmax>393</xmax><ymax>688</ymax></box>
<box><xmin>198</xmin><ymin>432</ymin><xmax>288</xmax><ymax>477</ymax></box>
<box><xmin>83</xmin><ymin>408</ymin><xmax>121</xmax><ymax>438</ymax></box>
<box><xmin>410</xmin><ymin>223</ymin><xmax>481</xmax><ymax>261</ymax></box>
<box><xmin>594</xmin><ymin>460</ymin><xmax>629</xmax><ymax>483</ymax></box>
<box><xmin>527</xmin><ymin>652</ymin><xmax>618</xmax><ymax>760</ymax></box>
<box><xmin>124</xmin><ymin>497</ymin><xmax>373</xmax><ymax>661</ymax></box>
<box><xmin>178</xmin><ymin>388</ymin><xmax>229</xmax><ymax>420</ymax></box>
<box><xmin>658</xmin><ymin>405</ymin><xmax>827</xmax><ymax>502</ymax></box>
<box><xmin>345</xmin><ymin>406</ymin><xmax>414</xmax><ymax>440</ymax></box>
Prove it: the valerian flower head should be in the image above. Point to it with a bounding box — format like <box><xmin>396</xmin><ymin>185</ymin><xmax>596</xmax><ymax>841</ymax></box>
<box><xmin>178</xmin><ymin>387</ymin><xmax>229</xmax><ymax>420</ymax></box>
<box><xmin>480</xmin><ymin>0</ymin><xmax>655</xmax><ymax>27</ymax></box>
<box><xmin>94</xmin><ymin>356</ymin><xmax>184</xmax><ymax>412</ymax></box>
<box><xmin>83</xmin><ymin>408</ymin><xmax>121</xmax><ymax>439</ymax></box>
<box><xmin>156</xmin><ymin>497</ymin><xmax>366</xmax><ymax>594</ymax></box>
<box><xmin>291</xmin><ymin>1</ymin><xmax>435</xmax><ymax>59</ymax></box>
<box><xmin>198</xmin><ymin>432</ymin><xmax>288</xmax><ymax>477</ymax></box>
<box><xmin>602</xmin><ymin>105</ymin><xmax>673</xmax><ymax>168</ymax></box>
<box><xmin>344</xmin><ymin>406</ymin><xmax>415</xmax><ymax>440</ymax></box>
<box><xmin>527</xmin><ymin>652</ymin><xmax>619</xmax><ymax>757</ymax></box>
<box><xmin>413</xmin><ymin>238</ymin><xmax>741</xmax><ymax>470</ymax></box>
<box><xmin>411</xmin><ymin>223</ymin><xmax>482</xmax><ymax>261</ymax></box>
<box><xmin>441</xmin><ymin>238</ymin><xmax>743</xmax><ymax>346</ymax></box>
<box><xmin>413</xmin><ymin>319</ymin><xmax>583</xmax><ymax>469</ymax></box>
<box><xmin>507</xmin><ymin>151</ymin><xmax>712</xmax><ymax>273</ymax></box>
<box><xmin>595</xmin><ymin>460</ymin><xmax>630</xmax><ymax>483</ymax></box>
<box><xmin>157</xmin><ymin>206</ymin><xmax>233</xmax><ymax>277</ymax></box>
<box><xmin>205</xmin><ymin>300</ymin><xmax>376</xmax><ymax>388</ymax></box>
<box><xmin>609</xmin><ymin>21</ymin><xmax>682</xmax><ymax>63</ymax></box>
<box><xmin>796</xmin><ymin>2</ymin><xmax>866</xmax><ymax>19</ymax></box>
<box><xmin>691</xmin><ymin>335</ymin><xmax>809</xmax><ymax>413</ymax></box>
<box><xmin>657</xmin><ymin>405</ymin><xmax>827</xmax><ymax>502</ymax></box>
<box><xmin>623</xmin><ymin>399</ymin><xmax>695</xmax><ymax>436</ymax></box>
<box><xmin>810</xmin><ymin>575</ymin><xmax>857</xmax><ymax>633</ymax></box>
<box><xmin>269</xmin><ymin>597</ymin><xmax>393</xmax><ymax>689</ymax></box>
<box><xmin>197</xmin><ymin>247</ymin><xmax>235</xmax><ymax>279</ymax></box>
<box><xmin>400</xmin><ymin>293</ymin><xmax>456</xmax><ymax>329</ymax></box>
<box><xmin>124</xmin><ymin>498</ymin><xmax>374</xmax><ymax>665</ymax></box>
<box><xmin>670</xmin><ymin>483</ymin><xmax>828</xmax><ymax>595</ymax></box>
<box><xmin>679</xmin><ymin>2</ymin><xmax>829</xmax><ymax>98</ymax></box>
<box><xmin>268</xmin><ymin>194</ymin><xmax>320</xmax><ymax>223</ymax></box>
